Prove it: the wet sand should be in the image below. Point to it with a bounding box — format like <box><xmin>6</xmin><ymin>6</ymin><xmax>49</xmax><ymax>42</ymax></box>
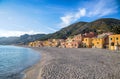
<box><xmin>24</xmin><ymin>47</ymin><xmax>120</xmax><ymax>79</ymax></box>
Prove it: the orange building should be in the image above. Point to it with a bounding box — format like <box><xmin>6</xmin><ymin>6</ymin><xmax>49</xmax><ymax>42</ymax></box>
<box><xmin>28</xmin><ymin>42</ymin><xmax>34</xmax><ymax>47</ymax></box>
<box><xmin>92</xmin><ymin>38</ymin><xmax>105</xmax><ymax>48</ymax></box>
<box><xmin>43</xmin><ymin>40</ymin><xmax>52</xmax><ymax>47</ymax></box>
<box><xmin>109</xmin><ymin>34</ymin><xmax>120</xmax><ymax>50</ymax></box>
<box><xmin>82</xmin><ymin>38</ymin><xmax>92</xmax><ymax>48</ymax></box>
<box><xmin>28</xmin><ymin>41</ymin><xmax>43</xmax><ymax>47</ymax></box>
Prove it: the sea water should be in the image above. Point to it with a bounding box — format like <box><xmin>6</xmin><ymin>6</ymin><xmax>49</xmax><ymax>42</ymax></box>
<box><xmin>0</xmin><ymin>46</ymin><xmax>40</xmax><ymax>79</ymax></box>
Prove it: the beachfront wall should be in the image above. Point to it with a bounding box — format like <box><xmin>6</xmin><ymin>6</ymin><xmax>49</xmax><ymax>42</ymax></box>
<box><xmin>82</xmin><ymin>38</ymin><xmax>92</xmax><ymax>48</ymax></box>
<box><xmin>92</xmin><ymin>38</ymin><xmax>104</xmax><ymax>48</ymax></box>
<box><xmin>109</xmin><ymin>34</ymin><xmax>120</xmax><ymax>50</ymax></box>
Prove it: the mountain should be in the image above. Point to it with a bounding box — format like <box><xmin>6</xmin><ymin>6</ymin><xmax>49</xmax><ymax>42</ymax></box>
<box><xmin>39</xmin><ymin>22</ymin><xmax>87</xmax><ymax>40</ymax></box>
<box><xmin>86</xmin><ymin>18</ymin><xmax>120</xmax><ymax>33</ymax></box>
<box><xmin>0</xmin><ymin>18</ymin><xmax>119</xmax><ymax>45</ymax></box>
<box><xmin>0</xmin><ymin>34</ymin><xmax>46</xmax><ymax>45</ymax></box>
<box><xmin>0</xmin><ymin>37</ymin><xmax>19</xmax><ymax>45</ymax></box>
<box><xmin>16</xmin><ymin>34</ymin><xmax>46</xmax><ymax>44</ymax></box>
<box><xmin>39</xmin><ymin>18</ymin><xmax>120</xmax><ymax>40</ymax></box>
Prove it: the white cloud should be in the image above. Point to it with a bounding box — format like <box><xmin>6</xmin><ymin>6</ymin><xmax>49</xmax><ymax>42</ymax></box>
<box><xmin>0</xmin><ymin>30</ymin><xmax>45</xmax><ymax>37</ymax></box>
<box><xmin>87</xmin><ymin>0</ymin><xmax>118</xmax><ymax>17</ymax></box>
<box><xmin>59</xmin><ymin>8</ymin><xmax>86</xmax><ymax>27</ymax></box>
<box><xmin>59</xmin><ymin>0</ymin><xmax>118</xmax><ymax>28</ymax></box>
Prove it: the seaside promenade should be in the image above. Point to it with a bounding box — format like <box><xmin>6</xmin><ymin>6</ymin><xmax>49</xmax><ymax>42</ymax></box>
<box><xmin>24</xmin><ymin>47</ymin><xmax>120</xmax><ymax>79</ymax></box>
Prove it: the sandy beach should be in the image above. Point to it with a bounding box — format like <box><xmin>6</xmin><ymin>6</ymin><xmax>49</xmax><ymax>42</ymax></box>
<box><xmin>24</xmin><ymin>47</ymin><xmax>120</xmax><ymax>79</ymax></box>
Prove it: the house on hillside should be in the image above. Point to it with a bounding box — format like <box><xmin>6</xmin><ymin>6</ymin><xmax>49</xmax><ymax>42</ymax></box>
<box><xmin>83</xmin><ymin>32</ymin><xmax>97</xmax><ymax>38</ymax></box>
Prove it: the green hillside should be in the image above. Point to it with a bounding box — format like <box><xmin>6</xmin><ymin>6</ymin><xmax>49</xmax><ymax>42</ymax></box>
<box><xmin>39</xmin><ymin>18</ymin><xmax>120</xmax><ymax>40</ymax></box>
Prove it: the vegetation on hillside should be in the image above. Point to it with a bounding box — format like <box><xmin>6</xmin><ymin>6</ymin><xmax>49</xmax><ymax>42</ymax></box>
<box><xmin>111</xmin><ymin>26</ymin><xmax>120</xmax><ymax>34</ymax></box>
<box><xmin>39</xmin><ymin>18</ymin><xmax>120</xmax><ymax>40</ymax></box>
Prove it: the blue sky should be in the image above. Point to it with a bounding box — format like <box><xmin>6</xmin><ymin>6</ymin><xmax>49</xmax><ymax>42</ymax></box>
<box><xmin>0</xmin><ymin>0</ymin><xmax>120</xmax><ymax>37</ymax></box>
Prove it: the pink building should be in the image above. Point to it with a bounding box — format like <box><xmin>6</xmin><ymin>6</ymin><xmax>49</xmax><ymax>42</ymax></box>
<box><xmin>83</xmin><ymin>32</ymin><xmax>97</xmax><ymax>38</ymax></box>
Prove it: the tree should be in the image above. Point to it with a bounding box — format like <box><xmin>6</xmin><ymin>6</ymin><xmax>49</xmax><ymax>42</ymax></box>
<box><xmin>111</xmin><ymin>26</ymin><xmax>120</xmax><ymax>34</ymax></box>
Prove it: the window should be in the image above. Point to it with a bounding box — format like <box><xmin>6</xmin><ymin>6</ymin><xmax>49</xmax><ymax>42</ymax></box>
<box><xmin>111</xmin><ymin>42</ymin><xmax>114</xmax><ymax>46</ymax></box>
<box><xmin>116</xmin><ymin>37</ymin><xmax>118</xmax><ymax>40</ymax></box>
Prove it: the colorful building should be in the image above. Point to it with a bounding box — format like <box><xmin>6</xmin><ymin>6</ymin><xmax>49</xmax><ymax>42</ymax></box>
<box><xmin>83</xmin><ymin>32</ymin><xmax>97</xmax><ymax>38</ymax></box>
<box><xmin>92</xmin><ymin>38</ymin><xmax>105</xmax><ymax>48</ymax></box>
<box><xmin>109</xmin><ymin>34</ymin><xmax>120</xmax><ymax>50</ymax></box>
<box><xmin>43</xmin><ymin>40</ymin><xmax>52</xmax><ymax>47</ymax></box>
<box><xmin>65</xmin><ymin>38</ymin><xmax>74</xmax><ymax>48</ymax></box>
<box><xmin>28</xmin><ymin>32</ymin><xmax>120</xmax><ymax>51</ymax></box>
<box><xmin>51</xmin><ymin>39</ymin><xmax>61</xmax><ymax>47</ymax></box>
<box><xmin>28</xmin><ymin>42</ymin><xmax>34</xmax><ymax>47</ymax></box>
<box><xmin>97</xmin><ymin>33</ymin><xmax>112</xmax><ymax>48</ymax></box>
<box><xmin>82</xmin><ymin>38</ymin><xmax>92</xmax><ymax>48</ymax></box>
<box><xmin>71</xmin><ymin>41</ymin><xmax>81</xmax><ymax>48</ymax></box>
<box><xmin>60</xmin><ymin>41</ymin><xmax>66</xmax><ymax>48</ymax></box>
<box><xmin>73</xmin><ymin>34</ymin><xmax>83</xmax><ymax>42</ymax></box>
<box><xmin>28</xmin><ymin>41</ymin><xmax>43</xmax><ymax>47</ymax></box>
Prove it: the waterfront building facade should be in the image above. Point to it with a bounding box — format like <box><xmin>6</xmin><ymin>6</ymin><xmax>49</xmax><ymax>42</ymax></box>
<box><xmin>92</xmin><ymin>38</ymin><xmax>105</xmax><ymax>48</ymax></box>
<box><xmin>109</xmin><ymin>34</ymin><xmax>120</xmax><ymax>50</ymax></box>
<box><xmin>82</xmin><ymin>38</ymin><xmax>92</xmax><ymax>48</ymax></box>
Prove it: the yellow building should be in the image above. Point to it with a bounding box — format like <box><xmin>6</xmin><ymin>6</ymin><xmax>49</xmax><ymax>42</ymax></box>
<box><xmin>28</xmin><ymin>42</ymin><xmax>34</xmax><ymax>47</ymax></box>
<box><xmin>92</xmin><ymin>38</ymin><xmax>104</xmax><ymax>48</ymax></box>
<box><xmin>109</xmin><ymin>34</ymin><xmax>120</xmax><ymax>50</ymax></box>
<box><xmin>43</xmin><ymin>40</ymin><xmax>52</xmax><ymax>47</ymax></box>
<box><xmin>28</xmin><ymin>41</ymin><xmax>37</xmax><ymax>47</ymax></box>
<box><xmin>51</xmin><ymin>39</ymin><xmax>60</xmax><ymax>47</ymax></box>
<box><xmin>82</xmin><ymin>38</ymin><xmax>92</xmax><ymax>48</ymax></box>
<box><xmin>29</xmin><ymin>40</ymin><xmax>44</xmax><ymax>47</ymax></box>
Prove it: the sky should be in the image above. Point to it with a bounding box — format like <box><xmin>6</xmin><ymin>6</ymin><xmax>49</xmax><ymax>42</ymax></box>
<box><xmin>0</xmin><ymin>0</ymin><xmax>120</xmax><ymax>37</ymax></box>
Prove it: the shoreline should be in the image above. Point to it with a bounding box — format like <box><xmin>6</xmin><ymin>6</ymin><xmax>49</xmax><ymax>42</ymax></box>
<box><xmin>23</xmin><ymin>47</ymin><xmax>50</xmax><ymax>79</ymax></box>
<box><xmin>23</xmin><ymin>47</ymin><xmax>120</xmax><ymax>79</ymax></box>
